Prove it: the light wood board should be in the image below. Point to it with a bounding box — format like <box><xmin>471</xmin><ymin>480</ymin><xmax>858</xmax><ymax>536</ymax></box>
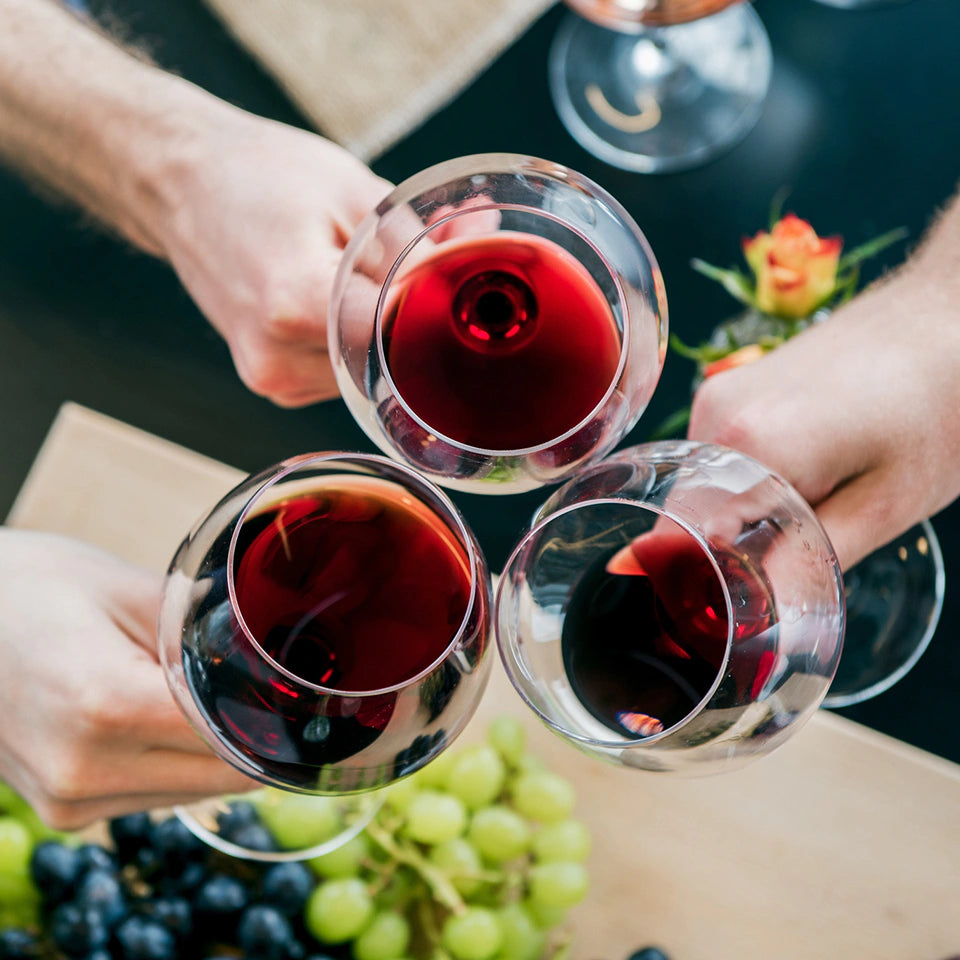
<box><xmin>8</xmin><ymin>403</ymin><xmax>960</xmax><ymax>960</ymax></box>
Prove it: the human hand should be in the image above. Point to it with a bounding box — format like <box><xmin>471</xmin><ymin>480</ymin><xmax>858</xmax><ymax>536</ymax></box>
<box><xmin>0</xmin><ymin>529</ymin><xmax>252</xmax><ymax>829</ymax></box>
<box><xmin>687</xmin><ymin>269</ymin><xmax>960</xmax><ymax>570</ymax></box>
<box><xmin>158</xmin><ymin>109</ymin><xmax>392</xmax><ymax>408</ymax></box>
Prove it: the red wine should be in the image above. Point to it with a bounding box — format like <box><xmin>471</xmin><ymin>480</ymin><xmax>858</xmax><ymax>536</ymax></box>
<box><xmin>184</xmin><ymin>476</ymin><xmax>474</xmax><ymax>786</ymax></box>
<box><xmin>382</xmin><ymin>233</ymin><xmax>621</xmax><ymax>451</ymax></box>
<box><xmin>561</xmin><ymin>522</ymin><xmax>776</xmax><ymax>737</ymax></box>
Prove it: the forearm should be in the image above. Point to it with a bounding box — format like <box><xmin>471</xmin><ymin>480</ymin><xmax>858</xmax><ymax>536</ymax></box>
<box><xmin>0</xmin><ymin>0</ymin><xmax>227</xmax><ymax>256</ymax></box>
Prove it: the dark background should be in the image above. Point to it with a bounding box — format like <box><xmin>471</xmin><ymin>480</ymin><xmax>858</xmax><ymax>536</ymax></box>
<box><xmin>0</xmin><ymin>0</ymin><xmax>956</xmax><ymax>760</ymax></box>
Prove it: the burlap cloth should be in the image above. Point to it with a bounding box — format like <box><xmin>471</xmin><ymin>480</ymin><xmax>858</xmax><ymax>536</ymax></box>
<box><xmin>202</xmin><ymin>0</ymin><xmax>554</xmax><ymax>161</ymax></box>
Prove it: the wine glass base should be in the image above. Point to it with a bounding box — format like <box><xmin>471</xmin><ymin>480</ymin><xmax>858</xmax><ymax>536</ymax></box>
<box><xmin>548</xmin><ymin>4</ymin><xmax>772</xmax><ymax>173</ymax></box>
<box><xmin>823</xmin><ymin>520</ymin><xmax>944</xmax><ymax>709</ymax></box>
<box><xmin>174</xmin><ymin>789</ymin><xmax>384</xmax><ymax>863</ymax></box>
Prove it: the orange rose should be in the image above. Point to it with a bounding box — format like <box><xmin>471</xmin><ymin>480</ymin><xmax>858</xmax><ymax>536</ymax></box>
<box><xmin>742</xmin><ymin>214</ymin><xmax>842</xmax><ymax>318</ymax></box>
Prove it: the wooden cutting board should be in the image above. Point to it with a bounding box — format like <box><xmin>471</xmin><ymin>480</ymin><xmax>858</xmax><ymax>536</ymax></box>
<box><xmin>8</xmin><ymin>403</ymin><xmax>960</xmax><ymax>960</ymax></box>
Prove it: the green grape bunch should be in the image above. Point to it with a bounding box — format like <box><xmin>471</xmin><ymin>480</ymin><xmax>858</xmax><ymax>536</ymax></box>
<box><xmin>303</xmin><ymin>716</ymin><xmax>592</xmax><ymax>960</ymax></box>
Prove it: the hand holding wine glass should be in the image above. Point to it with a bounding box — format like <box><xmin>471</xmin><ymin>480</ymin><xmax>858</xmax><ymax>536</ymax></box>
<box><xmin>0</xmin><ymin>529</ymin><xmax>251</xmax><ymax>830</ymax></box>
<box><xmin>687</xmin><ymin>229</ymin><xmax>960</xmax><ymax>573</ymax></box>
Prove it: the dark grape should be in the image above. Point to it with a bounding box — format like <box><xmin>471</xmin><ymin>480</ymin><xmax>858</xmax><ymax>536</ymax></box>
<box><xmin>30</xmin><ymin>841</ymin><xmax>83</xmax><ymax>903</ymax></box>
<box><xmin>74</xmin><ymin>844</ymin><xmax>116</xmax><ymax>876</ymax></box>
<box><xmin>228</xmin><ymin>823</ymin><xmax>278</xmax><ymax>854</ymax></box>
<box><xmin>260</xmin><ymin>862</ymin><xmax>313</xmax><ymax>916</ymax></box>
<box><xmin>78</xmin><ymin>952</ymin><xmax>113</xmax><ymax>960</ymax></box>
<box><xmin>108</xmin><ymin>814</ymin><xmax>153</xmax><ymax>863</ymax></box>
<box><xmin>627</xmin><ymin>949</ymin><xmax>671</xmax><ymax>960</ymax></box>
<box><xmin>0</xmin><ymin>928</ymin><xmax>42</xmax><ymax>959</ymax></box>
<box><xmin>143</xmin><ymin>897</ymin><xmax>193</xmax><ymax>941</ymax></box>
<box><xmin>148</xmin><ymin>817</ymin><xmax>205</xmax><ymax>865</ymax></box>
<box><xmin>49</xmin><ymin>902</ymin><xmax>110</xmax><ymax>957</ymax></box>
<box><xmin>215</xmin><ymin>802</ymin><xmax>261</xmax><ymax>842</ymax></box>
<box><xmin>193</xmin><ymin>875</ymin><xmax>249</xmax><ymax>917</ymax></box>
<box><xmin>114</xmin><ymin>915</ymin><xmax>176</xmax><ymax>960</ymax></box>
<box><xmin>159</xmin><ymin>861</ymin><xmax>206</xmax><ymax>897</ymax></box>
<box><xmin>237</xmin><ymin>904</ymin><xmax>296</xmax><ymax>960</ymax></box>
<box><xmin>75</xmin><ymin>868</ymin><xmax>127</xmax><ymax>928</ymax></box>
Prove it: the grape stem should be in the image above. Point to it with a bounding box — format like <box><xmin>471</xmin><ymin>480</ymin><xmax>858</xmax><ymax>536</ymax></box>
<box><xmin>365</xmin><ymin>819</ymin><xmax>467</xmax><ymax>916</ymax></box>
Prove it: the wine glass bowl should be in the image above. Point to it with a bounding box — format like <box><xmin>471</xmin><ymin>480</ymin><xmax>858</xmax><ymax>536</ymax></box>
<box><xmin>158</xmin><ymin>452</ymin><xmax>492</xmax><ymax>800</ymax></box>
<box><xmin>823</xmin><ymin>519</ymin><xmax>944</xmax><ymax>708</ymax></box>
<box><xmin>329</xmin><ymin>153</ymin><xmax>667</xmax><ymax>494</ymax></box>
<box><xmin>495</xmin><ymin>441</ymin><xmax>845</xmax><ymax>775</ymax></box>
<box><xmin>549</xmin><ymin>1</ymin><xmax>772</xmax><ymax>172</ymax></box>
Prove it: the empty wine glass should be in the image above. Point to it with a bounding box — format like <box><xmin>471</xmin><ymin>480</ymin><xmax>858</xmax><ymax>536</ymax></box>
<box><xmin>328</xmin><ymin>153</ymin><xmax>667</xmax><ymax>494</ymax></box>
<box><xmin>823</xmin><ymin>519</ymin><xmax>944</xmax><ymax>708</ymax></box>
<box><xmin>549</xmin><ymin>1</ymin><xmax>772</xmax><ymax>172</ymax></box>
<box><xmin>158</xmin><ymin>452</ymin><xmax>492</xmax><ymax>858</ymax></box>
<box><xmin>496</xmin><ymin>440</ymin><xmax>845</xmax><ymax>774</ymax></box>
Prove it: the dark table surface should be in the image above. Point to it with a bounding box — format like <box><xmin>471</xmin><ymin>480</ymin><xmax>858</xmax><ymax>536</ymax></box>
<box><xmin>1</xmin><ymin>0</ymin><xmax>957</xmax><ymax>762</ymax></box>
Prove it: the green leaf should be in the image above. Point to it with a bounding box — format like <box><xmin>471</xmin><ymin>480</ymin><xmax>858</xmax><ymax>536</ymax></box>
<box><xmin>648</xmin><ymin>406</ymin><xmax>691</xmax><ymax>441</ymax></box>
<box><xmin>669</xmin><ymin>333</ymin><xmax>731</xmax><ymax>365</ymax></box>
<box><xmin>690</xmin><ymin>259</ymin><xmax>756</xmax><ymax>307</ymax></box>
<box><xmin>837</xmin><ymin>227</ymin><xmax>908</xmax><ymax>272</ymax></box>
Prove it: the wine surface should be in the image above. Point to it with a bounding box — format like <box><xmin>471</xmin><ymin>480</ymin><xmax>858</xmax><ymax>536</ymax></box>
<box><xmin>562</xmin><ymin>521</ymin><xmax>776</xmax><ymax>737</ymax></box>
<box><xmin>382</xmin><ymin>233</ymin><xmax>621</xmax><ymax>451</ymax></box>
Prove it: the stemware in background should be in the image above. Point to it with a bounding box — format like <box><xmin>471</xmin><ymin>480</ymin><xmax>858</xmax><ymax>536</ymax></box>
<box><xmin>496</xmin><ymin>441</ymin><xmax>845</xmax><ymax>775</ymax></box>
<box><xmin>328</xmin><ymin>153</ymin><xmax>667</xmax><ymax>495</ymax></box>
<box><xmin>158</xmin><ymin>452</ymin><xmax>492</xmax><ymax>859</ymax></box>
<box><xmin>823</xmin><ymin>519</ymin><xmax>943</xmax><ymax>708</ymax></box>
<box><xmin>549</xmin><ymin>0</ymin><xmax>772</xmax><ymax>172</ymax></box>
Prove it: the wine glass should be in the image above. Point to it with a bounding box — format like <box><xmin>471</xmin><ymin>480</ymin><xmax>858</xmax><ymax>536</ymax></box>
<box><xmin>495</xmin><ymin>440</ymin><xmax>845</xmax><ymax>774</ymax></box>
<box><xmin>158</xmin><ymin>452</ymin><xmax>492</xmax><ymax>858</ymax></box>
<box><xmin>328</xmin><ymin>153</ymin><xmax>667</xmax><ymax>495</ymax></box>
<box><xmin>549</xmin><ymin>1</ymin><xmax>773</xmax><ymax>172</ymax></box>
<box><xmin>822</xmin><ymin>519</ymin><xmax>944</xmax><ymax>708</ymax></box>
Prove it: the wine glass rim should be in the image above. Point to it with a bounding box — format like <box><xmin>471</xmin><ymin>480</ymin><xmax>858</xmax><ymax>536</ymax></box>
<box><xmin>494</xmin><ymin>495</ymin><xmax>734</xmax><ymax>749</ymax></box>
<box><xmin>372</xmin><ymin>202</ymin><xmax>637</xmax><ymax>460</ymax></box>
<box><xmin>224</xmin><ymin>450</ymin><xmax>486</xmax><ymax>697</ymax></box>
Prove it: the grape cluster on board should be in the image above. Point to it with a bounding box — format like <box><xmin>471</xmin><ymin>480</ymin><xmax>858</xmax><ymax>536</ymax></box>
<box><xmin>0</xmin><ymin>717</ymin><xmax>595</xmax><ymax>960</ymax></box>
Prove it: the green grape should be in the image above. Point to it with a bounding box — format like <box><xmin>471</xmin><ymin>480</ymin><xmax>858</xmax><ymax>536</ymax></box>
<box><xmin>427</xmin><ymin>837</ymin><xmax>484</xmax><ymax>895</ymax></box>
<box><xmin>17</xmin><ymin>807</ymin><xmax>68</xmax><ymax>845</ymax></box>
<box><xmin>308</xmin><ymin>832</ymin><xmax>369</xmax><ymax>879</ymax></box>
<box><xmin>384</xmin><ymin>778</ymin><xmax>419</xmax><ymax>813</ymax></box>
<box><xmin>0</xmin><ymin>784</ymin><xmax>27</xmax><ymax>817</ymax></box>
<box><xmin>351</xmin><ymin>909</ymin><xmax>410</xmax><ymax>960</ymax></box>
<box><xmin>0</xmin><ymin>871</ymin><xmax>38</xmax><ymax>908</ymax></box>
<box><xmin>514</xmin><ymin>754</ymin><xmax>547</xmax><ymax>775</ymax></box>
<box><xmin>304</xmin><ymin>878</ymin><xmax>375</xmax><ymax>943</ymax></box>
<box><xmin>256</xmin><ymin>790</ymin><xmax>343</xmax><ymax>850</ymax></box>
<box><xmin>447</xmin><ymin>746</ymin><xmax>506</xmax><ymax>810</ymax></box>
<box><xmin>510</xmin><ymin>772</ymin><xmax>575</xmax><ymax>823</ymax></box>
<box><xmin>523</xmin><ymin>897</ymin><xmax>567</xmax><ymax>931</ymax></box>
<box><xmin>467</xmin><ymin>806</ymin><xmax>530</xmax><ymax>863</ymax></box>
<box><xmin>531</xmin><ymin>819</ymin><xmax>591</xmax><ymax>863</ymax></box>
<box><xmin>527</xmin><ymin>862</ymin><xmax>589</xmax><ymax>909</ymax></box>
<box><xmin>403</xmin><ymin>791</ymin><xmax>467</xmax><ymax>845</ymax></box>
<box><xmin>441</xmin><ymin>906</ymin><xmax>503</xmax><ymax>960</ymax></box>
<box><xmin>496</xmin><ymin>903</ymin><xmax>545</xmax><ymax>960</ymax></box>
<box><xmin>414</xmin><ymin>750</ymin><xmax>456</xmax><ymax>789</ymax></box>
<box><xmin>487</xmin><ymin>717</ymin><xmax>526</xmax><ymax>766</ymax></box>
<box><xmin>0</xmin><ymin>817</ymin><xmax>33</xmax><ymax>878</ymax></box>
